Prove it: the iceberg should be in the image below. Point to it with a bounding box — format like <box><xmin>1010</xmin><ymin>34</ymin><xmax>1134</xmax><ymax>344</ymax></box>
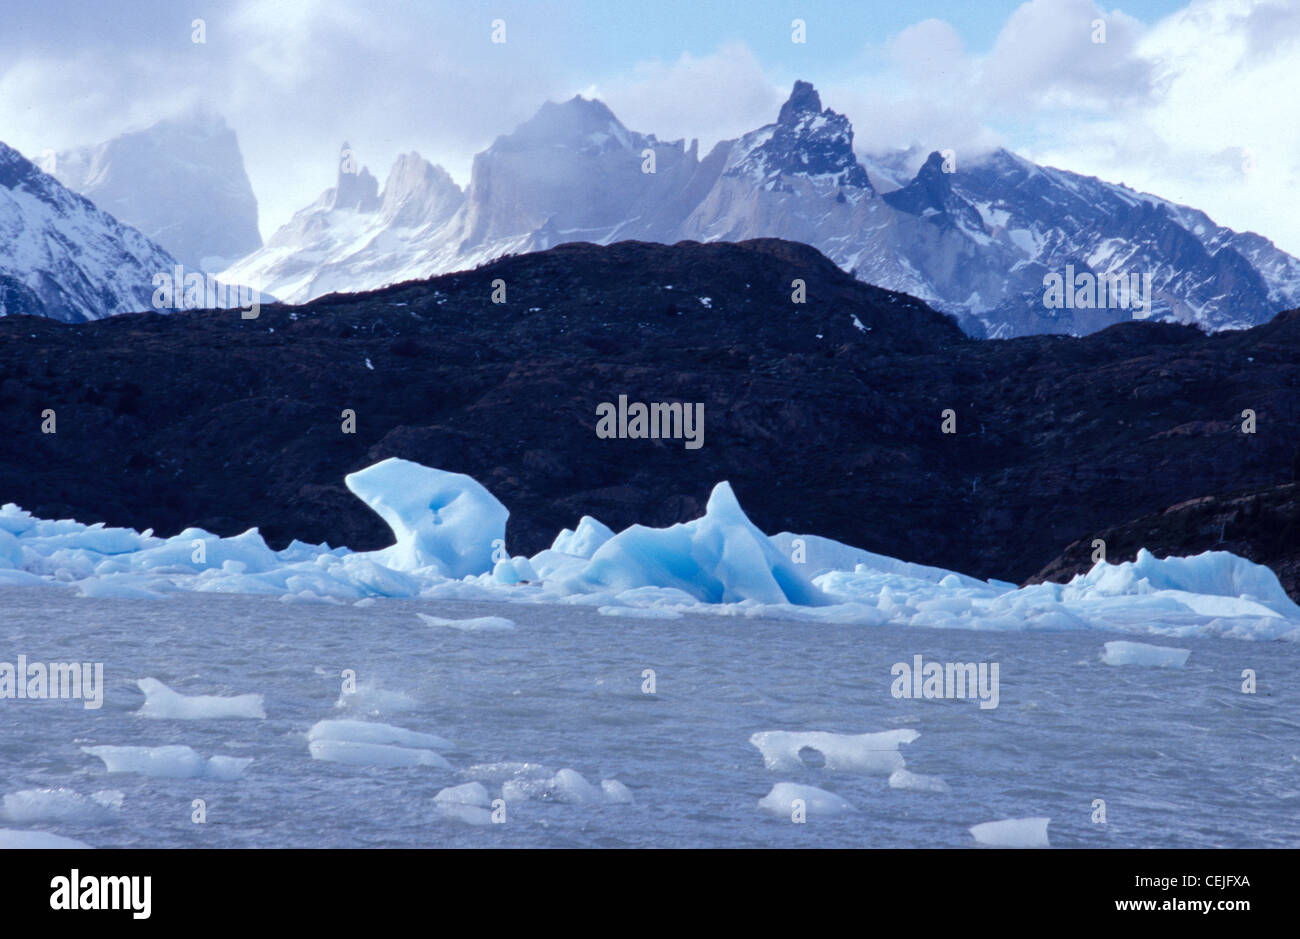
<box><xmin>344</xmin><ymin>457</ymin><xmax>508</xmax><ymax>577</ymax></box>
<box><xmin>309</xmin><ymin>740</ymin><xmax>450</xmax><ymax>768</ymax></box>
<box><xmin>566</xmin><ymin>482</ymin><xmax>827</xmax><ymax>605</ymax></box>
<box><xmin>306</xmin><ymin>719</ymin><xmax>452</xmax><ymax>750</ymax></box>
<box><xmin>435</xmin><ymin>782</ymin><xmax>491</xmax><ymax>807</ymax></box>
<box><xmin>82</xmin><ymin>745</ymin><xmax>251</xmax><ymax>780</ymax></box>
<box><xmin>770</xmin><ymin>530</ymin><xmax>989</xmax><ymax>586</ymax></box>
<box><xmin>551</xmin><ymin>516</ymin><xmax>615</xmax><ymax>559</ymax></box>
<box><xmin>492</xmin><ymin>555</ymin><xmax>538</xmax><ymax>585</ymax></box>
<box><xmin>2</xmin><ymin>788</ymin><xmax>123</xmax><ymax>825</ymax></box>
<box><xmin>750</xmin><ymin>729</ymin><xmax>919</xmax><ymax>774</ymax></box>
<box><xmin>436</xmin><ymin>803</ymin><xmax>496</xmax><ymax>826</ymax></box>
<box><xmin>546</xmin><ymin>768</ymin><xmax>607</xmax><ymax>804</ymax></box>
<box><xmin>758</xmin><ymin>782</ymin><xmax>855</xmax><ymax>818</ymax></box>
<box><xmin>1101</xmin><ymin>641</ymin><xmax>1191</xmax><ymax>668</ymax></box>
<box><xmin>306</xmin><ymin>718</ymin><xmax>453</xmax><ymax>768</ymax></box>
<box><xmin>417</xmin><ymin>612</ymin><xmax>516</xmax><ymax>632</ymax></box>
<box><xmin>1</xmin><ymin>462</ymin><xmax>1299</xmax><ymax>641</ymax></box>
<box><xmin>970</xmin><ymin>817</ymin><xmax>1051</xmax><ymax>848</ymax></box>
<box><xmin>434</xmin><ymin>783</ymin><xmax>497</xmax><ymax>824</ymax></box>
<box><xmin>1064</xmin><ymin>549</ymin><xmax>1300</xmax><ymax>619</ymax></box>
<box><xmin>887</xmin><ymin>769</ymin><xmax>950</xmax><ymax>793</ymax></box>
<box><xmin>135</xmin><ymin>678</ymin><xmax>266</xmax><ymax>719</ymax></box>
<box><xmin>601</xmin><ymin>779</ymin><xmax>634</xmax><ymax>804</ymax></box>
<box><xmin>487</xmin><ymin>765</ymin><xmax>632</xmax><ymax>805</ymax></box>
<box><xmin>0</xmin><ymin>829</ymin><xmax>93</xmax><ymax>849</ymax></box>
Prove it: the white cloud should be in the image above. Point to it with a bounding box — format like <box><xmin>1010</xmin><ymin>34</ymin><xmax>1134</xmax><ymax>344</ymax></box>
<box><xmin>582</xmin><ymin>43</ymin><xmax>784</xmax><ymax>154</ymax></box>
<box><xmin>0</xmin><ymin>0</ymin><xmax>1295</xmax><ymax>256</ymax></box>
<box><xmin>1027</xmin><ymin>0</ymin><xmax>1300</xmax><ymax>253</ymax></box>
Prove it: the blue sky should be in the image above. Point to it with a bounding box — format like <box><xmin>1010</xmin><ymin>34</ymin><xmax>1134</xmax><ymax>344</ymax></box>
<box><xmin>1</xmin><ymin>0</ymin><xmax>1297</xmax><ymax>254</ymax></box>
<box><xmin>570</xmin><ymin>0</ymin><xmax>1189</xmax><ymax>68</ymax></box>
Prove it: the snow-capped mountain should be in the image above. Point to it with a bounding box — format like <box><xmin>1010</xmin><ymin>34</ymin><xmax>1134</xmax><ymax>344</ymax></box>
<box><xmin>219</xmin><ymin>143</ymin><xmax>466</xmax><ymax>302</ymax></box>
<box><xmin>0</xmin><ymin>141</ymin><xmax>183</xmax><ymax>323</ymax></box>
<box><xmin>224</xmin><ymin>82</ymin><xmax>1300</xmax><ymax>336</ymax></box>
<box><xmin>55</xmin><ymin>108</ymin><xmax>261</xmax><ymax>271</ymax></box>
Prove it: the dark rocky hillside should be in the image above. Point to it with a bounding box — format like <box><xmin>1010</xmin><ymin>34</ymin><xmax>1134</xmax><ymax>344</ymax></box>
<box><xmin>1</xmin><ymin>238</ymin><xmax>1297</xmax><ymax>595</ymax></box>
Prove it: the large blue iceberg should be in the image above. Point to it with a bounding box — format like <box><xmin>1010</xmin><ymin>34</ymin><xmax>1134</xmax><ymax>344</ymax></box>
<box><xmin>1</xmin><ymin>458</ymin><xmax>1298</xmax><ymax>640</ymax></box>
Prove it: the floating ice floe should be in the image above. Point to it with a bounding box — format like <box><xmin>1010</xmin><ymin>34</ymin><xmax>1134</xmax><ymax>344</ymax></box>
<box><xmin>82</xmin><ymin>745</ymin><xmax>251</xmax><ymax>780</ymax></box>
<box><xmin>2</xmin><ymin>788</ymin><xmax>123</xmax><ymax>825</ymax></box>
<box><xmin>970</xmin><ymin>817</ymin><xmax>1051</xmax><ymax>848</ymax></box>
<box><xmin>2</xmin><ymin>460</ymin><xmax>1299</xmax><ymax>641</ymax></box>
<box><xmin>758</xmin><ymin>782</ymin><xmax>855</xmax><ymax>818</ymax></box>
<box><xmin>434</xmin><ymin>782</ymin><xmax>495</xmax><ymax>825</ymax></box>
<box><xmin>0</xmin><ymin>828</ymin><xmax>93</xmax><ymax>849</ymax></box>
<box><xmin>436</xmin><ymin>782</ymin><xmax>491</xmax><ymax>807</ymax></box>
<box><xmin>417</xmin><ymin>613</ymin><xmax>516</xmax><ymax>632</ymax></box>
<box><xmin>1101</xmin><ymin>641</ymin><xmax>1191</xmax><ymax>668</ymax></box>
<box><xmin>306</xmin><ymin>719</ymin><xmax>452</xmax><ymax>768</ymax></box>
<box><xmin>888</xmin><ymin>769</ymin><xmax>950</xmax><ymax>793</ymax></box>
<box><xmin>487</xmin><ymin>764</ymin><xmax>631</xmax><ymax>806</ymax></box>
<box><xmin>750</xmin><ymin>729</ymin><xmax>919</xmax><ymax>775</ymax></box>
<box><xmin>135</xmin><ymin>678</ymin><xmax>266</xmax><ymax>719</ymax></box>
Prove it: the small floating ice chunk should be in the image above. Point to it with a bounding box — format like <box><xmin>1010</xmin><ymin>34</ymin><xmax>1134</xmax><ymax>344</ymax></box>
<box><xmin>888</xmin><ymin>769</ymin><xmax>950</xmax><ymax>793</ymax></box>
<box><xmin>970</xmin><ymin>817</ymin><xmax>1050</xmax><ymax>847</ymax></box>
<box><xmin>2</xmin><ymin>788</ymin><xmax>123</xmax><ymax>825</ymax></box>
<box><xmin>749</xmin><ymin>729</ymin><xmax>919</xmax><ymax>774</ymax></box>
<box><xmin>436</xmin><ymin>802</ymin><xmax>494</xmax><ymax>826</ymax></box>
<box><xmin>417</xmin><ymin>612</ymin><xmax>515</xmax><ymax>632</ymax></box>
<box><xmin>308</xmin><ymin>739</ymin><xmax>450</xmax><ymax>769</ymax></box>
<box><xmin>435</xmin><ymin>782</ymin><xmax>491</xmax><ymax>807</ymax></box>
<box><xmin>1101</xmin><ymin>641</ymin><xmax>1190</xmax><ymax>668</ymax></box>
<box><xmin>307</xmin><ymin>719</ymin><xmax>452</xmax><ymax>750</ymax></box>
<box><xmin>135</xmin><ymin>678</ymin><xmax>266</xmax><ymax>720</ymax></box>
<box><xmin>82</xmin><ymin>745</ymin><xmax>251</xmax><ymax>780</ymax></box>
<box><xmin>547</xmin><ymin>768</ymin><xmax>606</xmax><ymax>804</ymax></box>
<box><xmin>758</xmin><ymin>782</ymin><xmax>855</xmax><ymax>817</ymax></box>
<box><xmin>496</xmin><ymin>767</ymin><xmax>631</xmax><ymax>805</ymax></box>
<box><xmin>434</xmin><ymin>779</ymin><xmax>497</xmax><ymax>825</ymax></box>
<box><xmin>0</xmin><ymin>828</ymin><xmax>93</xmax><ymax>849</ymax></box>
<box><xmin>601</xmin><ymin>779</ymin><xmax>634</xmax><ymax>804</ymax></box>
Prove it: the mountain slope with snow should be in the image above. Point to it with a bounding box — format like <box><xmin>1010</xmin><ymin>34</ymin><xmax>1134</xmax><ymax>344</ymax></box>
<box><xmin>0</xmin><ymin>142</ymin><xmax>183</xmax><ymax>323</ymax></box>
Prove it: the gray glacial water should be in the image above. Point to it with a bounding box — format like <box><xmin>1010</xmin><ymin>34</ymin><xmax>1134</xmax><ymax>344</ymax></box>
<box><xmin>2</xmin><ymin>587</ymin><xmax>1298</xmax><ymax>848</ymax></box>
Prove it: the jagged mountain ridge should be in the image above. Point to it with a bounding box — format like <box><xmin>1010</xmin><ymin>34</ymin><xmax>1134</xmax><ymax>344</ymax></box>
<box><xmin>222</xmin><ymin>81</ymin><xmax>1300</xmax><ymax>337</ymax></box>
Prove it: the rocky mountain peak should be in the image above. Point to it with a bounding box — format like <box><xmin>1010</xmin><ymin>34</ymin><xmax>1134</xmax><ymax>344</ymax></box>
<box><xmin>777</xmin><ymin>80</ymin><xmax>823</xmax><ymax>125</ymax></box>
